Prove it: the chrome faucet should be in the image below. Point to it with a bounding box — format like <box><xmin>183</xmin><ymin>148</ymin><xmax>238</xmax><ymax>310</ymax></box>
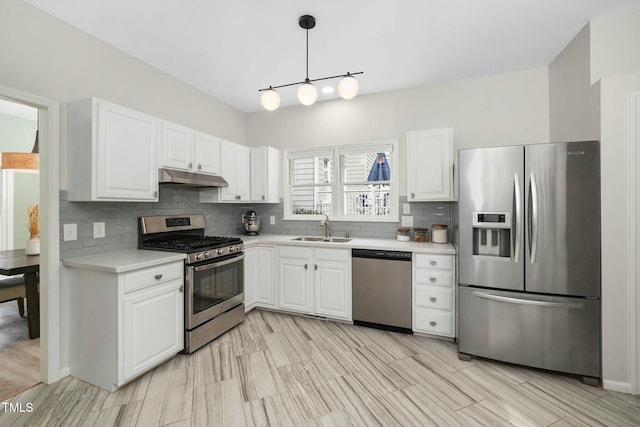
<box><xmin>320</xmin><ymin>215</ymin><xmax>331</xmax><ymax>238</ymax></box>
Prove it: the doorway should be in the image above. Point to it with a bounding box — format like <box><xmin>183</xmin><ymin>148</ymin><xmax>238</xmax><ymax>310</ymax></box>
<box><xmin>0</xmin><ymin>85</ymin><xmax>61</xmax><ymax>390</ymax></box>
<box><xmin>0</xmin><ymin>99</ymin><xmax>40</xmax><ymax>399</ymax></box>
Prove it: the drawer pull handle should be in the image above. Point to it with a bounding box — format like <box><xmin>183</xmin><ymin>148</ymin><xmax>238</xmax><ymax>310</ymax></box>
<box><xmin>430</xmin><ymin>321</ymin><xmax>437</xmax><ymax>327</ymax></box>
<box><xmin>155</xmin><ymin>274</ymin><xmax>163</xmax><ymax>280</ymax></box>
<box><xmin>430</xmin><ymin>277</ymin><xmax>436</xmax><ymax>283</ymax></box>
<box><xmin>430</xmin><ymin>261</ymin><xmax>437</xmax><ymax>266</ymax></box>
<box><xmin>430</xmin><ymin>297</ymin><xmax>437</xmax><ymax>303</ymax></box>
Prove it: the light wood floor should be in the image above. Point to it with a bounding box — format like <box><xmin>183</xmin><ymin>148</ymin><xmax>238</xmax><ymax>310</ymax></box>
<box><xmin>1</xmin><ymin>309</ymin><xmax>640</xmax><ymax>426</ymax></box>
<box><xmin>0</xmin><ymin>300</ymin><xmax>40</xmax><ymax>402</ymax></box>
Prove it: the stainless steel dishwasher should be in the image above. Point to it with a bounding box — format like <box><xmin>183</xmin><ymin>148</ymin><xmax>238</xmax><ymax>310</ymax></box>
<box><xmin>352</xmin><ymin>249</ymin><xmax>412</xmax><ymax>333</ymax></box>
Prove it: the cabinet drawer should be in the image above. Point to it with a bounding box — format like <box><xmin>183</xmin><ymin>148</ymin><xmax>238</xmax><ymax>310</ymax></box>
<box><xmin>415</xmin><ymin>286</ymin><xmax>453</xmax><ymax>310</ymax></box>
<box><xmin>414</xmin><ymin>308</ymin><xmax>453</xmax><ymax>336</ymax></box>
<box><xmin>314</xmin><ymin>248</ymin><xmax>350</xmax><ymax>262</ymax></box>
<box><xmin>279</xmin><ymin>245</ymin><xmax>313</xmax><ymax>259</ymax></box>
<box><xmin>415</xmin><ymin>269</ymin><xmax>453</xmax><ymax>287</ymax></box>
<box><xmin>123</xmin><ymin>262</ymin><xmax>183</xmax><ymax>293</ymax></box>
<box><xmin>414</xmin><ymin>254</ymin><xmax>453</xmax><ymax>271</ymax></box>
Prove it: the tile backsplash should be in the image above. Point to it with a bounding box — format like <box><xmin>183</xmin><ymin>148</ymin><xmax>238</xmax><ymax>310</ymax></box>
<box><xmin>59</xmin><ymin>188</ymin><xmax>451</xmax><ymax>259</ymax></box>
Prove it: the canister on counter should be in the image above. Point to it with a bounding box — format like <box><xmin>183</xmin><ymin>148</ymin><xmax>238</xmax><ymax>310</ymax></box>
<box><xmin>413</xmin><ymin>228</ymin><xmax>429</xmax><ymax>242</ymax></box>
<box><xmin>431</xmin><ymin>224</ymin><xmax>449</xmax><ymax>243</ymax></box>
<box><xmin>396</xmin><ymin>228</ymin><xmax>411</xmax><ymax>241</ymax></box>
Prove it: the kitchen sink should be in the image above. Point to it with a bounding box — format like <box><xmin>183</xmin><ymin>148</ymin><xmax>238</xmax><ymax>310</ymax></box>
<box><xmin>292</xmin><ymin>236</ymin><xmax>352</xmax><ymax>243</ymax></box>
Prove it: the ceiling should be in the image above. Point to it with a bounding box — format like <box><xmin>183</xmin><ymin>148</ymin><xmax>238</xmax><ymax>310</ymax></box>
<box><xmin>22</xmin><ymin>0</ymin><xmax>640</xmax><ymax>113</ymax></box>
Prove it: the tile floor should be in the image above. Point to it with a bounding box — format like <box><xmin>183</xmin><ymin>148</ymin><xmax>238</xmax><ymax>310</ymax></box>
<box><xmin>1</xmin><ymin>309</ymin><xmax>640</xmax><ymax>426</ymax></box>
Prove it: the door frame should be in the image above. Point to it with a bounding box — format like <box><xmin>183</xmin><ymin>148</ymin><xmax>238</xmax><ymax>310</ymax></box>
<box><xmin>630</xmin><ymin>91</ymin><xmax>640</xmax><ymax>395</ymax></box>
<box><xmin>0</xmin><ymin>84</ymin><xmax>61</xmax><ymax>384</ymax></box>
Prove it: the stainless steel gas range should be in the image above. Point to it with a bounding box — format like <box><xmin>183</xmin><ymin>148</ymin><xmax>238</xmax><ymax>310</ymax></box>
<box><xmin>139</xmin><ymin>214</ymin><xmax>245</xmax><ymax>353</ymax></box>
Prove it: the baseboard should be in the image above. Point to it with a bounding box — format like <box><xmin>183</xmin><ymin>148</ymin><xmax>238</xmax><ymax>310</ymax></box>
<box><xmin>602</xmin><ymin>379</ymin><xmax>633</xmax><ymax>394</ymax></box>
<box><xmin>59</xmin><ymin>366</ymin><xmax>70</xmax><ymax>379</ymax></box>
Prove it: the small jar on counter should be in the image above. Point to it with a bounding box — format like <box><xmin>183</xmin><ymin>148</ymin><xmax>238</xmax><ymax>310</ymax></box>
<box><xmin>431</xmin><ymin>224</ymin><xmax>449</xmax><ymax>243</ymax></box>
<box><xmin>397</xmin><ymin>228</ymin><xmax>411</xmax><ymax>242</ymax></box>
<box><xmin>413</xmin><ymin>228</ymin><xmax>429</xmax><ymax>242</ymax></box>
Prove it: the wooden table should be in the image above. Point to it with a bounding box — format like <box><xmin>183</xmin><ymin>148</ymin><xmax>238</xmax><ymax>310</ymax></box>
<box><xmin>0</xmin><ymin>249</ymin><xmax>40</xmax><ymax>339</ymax></box>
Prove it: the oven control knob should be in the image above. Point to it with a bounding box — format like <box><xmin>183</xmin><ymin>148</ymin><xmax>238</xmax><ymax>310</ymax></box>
<box><xmin>217</xmin><ymin>249</ymin><xmax>224</xmax><ymax>255</ymax></box>
<box><xmin>195</xmin><ymin>253</ymin><xmax>203</xmax><ymax>261</ymax></box>
<box><xmin>204</xmin><ymin>251</ymin><xmax>210</xmax><ymax>258</ymax></box>
<box><xmin>229</xmin><ymin>247</ymin><xmax>235</xmax><ymax>253</ymax></box>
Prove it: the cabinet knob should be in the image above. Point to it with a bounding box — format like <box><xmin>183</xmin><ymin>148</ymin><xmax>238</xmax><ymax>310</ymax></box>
<box><xmin>304</xmin><ymin>264</ymin><xmax>308</xmax><ymax>270</ymax></box>
<box><xmin>198</xmin><ymin>164</ymin><xmax>202</xmax><ymax>170</ymax></box>
<box><xmin>430</xmin><ymin>277</ymin><xmax>436</xmax><ymax>283</ymax></box>
<box><xmin>155</xmin><ymin>274</ymin><xmax>163</xmax><ymax>280</ymax></box>
<box><xmin>430</xmin><ymin>261</ymin><xmax>437</xmax><ymax>266</ymax></box>
<box><xmin>429</xmin><ymin>321</ymin><xmax>437</xmax><ymax>327</ymax></box>
<box><xmin>153</xmin><ymin>191</ymin><xmax>158</xmax><ymax>198</ymax></box>
<box><xmin>262</xmin><ymin>195</ymin><xmax>265</xmax><ymax>200</ymax></box>
<box><xmin>411</xmin><ymin>193</ymin><xmax>415</xmax><ymax>199</ymax></box>
<box><xmin>314</xmin><ymin>264</ymin><xmax>318</xmax><ymax>270</ymax></box>
<box><xmin>430</xmin><ymin>297</ymin><xmax>437</xmax><ymax>303</ymax></box>
<box><xmin>189</xmin><ymin>162</ymin><xmax>193</xmax><ymax>168</ymax></box>
<box><xmin>179</xmin><ymin>285</ymin><xmax>184</xmax><ymax>293</ymax></box>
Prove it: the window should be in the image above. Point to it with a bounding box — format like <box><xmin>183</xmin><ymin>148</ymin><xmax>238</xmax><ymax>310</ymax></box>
<box><xmin>285</xmin><ymin>140</ymin><xmax>398</xmax><ymax>221</ymax></box>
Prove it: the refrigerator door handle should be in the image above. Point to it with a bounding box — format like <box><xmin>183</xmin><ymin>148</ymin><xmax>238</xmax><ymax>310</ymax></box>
<box><xmin>472</xmin><ymin>291</ymin><xmax>583</xmax><ymax>309</ymax></box>
<box><xmin>513</xmin><ymin>173</ymin><xmax>522</xmax><ymax>263</ymax></box>
<box><xmin>529</xmin><ymin>172</ymin><xmax>539</xmax><ymax>263</ymax></box>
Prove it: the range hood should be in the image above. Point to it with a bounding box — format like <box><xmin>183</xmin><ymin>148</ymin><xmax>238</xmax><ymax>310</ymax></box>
<box><xmin>158</xmin><ymin>168</ymin><xmax>228</xmax><ymax>188</ymax></box>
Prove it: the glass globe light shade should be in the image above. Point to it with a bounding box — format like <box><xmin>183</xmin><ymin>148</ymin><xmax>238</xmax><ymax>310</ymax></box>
<box><xmin>260</xmin><ymin>89</ymin><xmax>280</xmax><ymax>111</ymax></box>
<box><xmin>338</xmin><ymin>75</ymin><xmax>359</xmax><ymax>100</ymax></box>
<box><xmin>297</xmin><ymin>82</ymin><xmax>318</xmax><ymax>106</ymax></box>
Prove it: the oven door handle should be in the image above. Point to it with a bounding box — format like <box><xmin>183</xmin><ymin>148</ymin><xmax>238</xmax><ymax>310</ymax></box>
<box><xmin>194</xmin><ymin>254</ymin><xmax>244</xmax><ymax>272</ymax></box>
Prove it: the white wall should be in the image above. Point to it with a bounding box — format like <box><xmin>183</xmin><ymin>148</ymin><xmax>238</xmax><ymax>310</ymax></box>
<box><xmin>549</xmin><ymin>24</ymin><xmax>600</xmax><ymax>141</ymax></box>
<box><xmin>0</xmin><ymin>0</ymin><xmax>246</xmax><ymax>190</ymax></box>
<box><xmin>600</xmin><ymin>73</ymin><xmax>640</xmax><ymax>392</ymax></box>
<box><xmin>591</xmin><ymin>10</ymin><xmax>640</xmax><ymax>84</ymax></box>
<box><xmin>247</xmin><ymin>67</ymin><xmax>550</xmax><ymax>195</ymax></box>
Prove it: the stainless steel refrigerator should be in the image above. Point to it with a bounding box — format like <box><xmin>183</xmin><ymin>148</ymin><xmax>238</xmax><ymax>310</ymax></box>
<box><xmin>458</xmin><ymin>141</ymin><xmax>600</xmax><ymax>381</ymax></box>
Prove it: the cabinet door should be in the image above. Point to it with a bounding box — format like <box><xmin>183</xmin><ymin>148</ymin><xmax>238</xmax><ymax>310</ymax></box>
<box><xmin>250</xmin><ymin>147</ymin><xmax>267</xmax><ymax>201</ymax></box>
<box><xmin>194</xmin><ymin>133</ymin><xmax>221</xmax><ymax>175</ymax></box>
<box><xmin>219</xmin><ymin>140</ymin><xmax>238</xmax><ymax>201</ymax></box>
<box><xmin>278</xmin><ymin>258</ymin><xmax>311</xmax><ymax>313</ymax></box>
<box><xmin>244</xmin><ymin>247</ymin><xmax>258</xmax><ymax>311</ymax></box>
<box><xmin>96</xmin><ymin>101</ymin><xmax>158</xmax><ymax>200</ymax></box>
<box><xmin>161</xmin><ymin>121</ymin><xmax>194</xmax><ymax>171</ymax></box>
<box><xmin>407</xmin><ymin>128</ymin><xmax>453</xmax><ymax>201</ymax></box>
<box><xmin>122</xmin><ymin>281</ymin><xmax>183</xmax><ymax>383</ymax></box>
<box><xmin>255</xmin><ymin>246</ymin><xmax>276</xmax><ymax>306</ymax></box>
<box><xmin>236</xmin><ymin>145</ymin><xmax>251</xmax><ymax>201</ymax></box>
<box><xmin>314</xmin><ymin>261</ymin><xmax>351</xmax><ymax>320</ymax></box>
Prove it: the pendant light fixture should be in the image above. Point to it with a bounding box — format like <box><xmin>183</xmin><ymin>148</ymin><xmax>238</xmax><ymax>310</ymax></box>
<box><xmin>258</xmin><ymin>15</ymin><xmax>363</xmax><ymax>111</ymax></box>
<box><xmin>1</xmin><ymin>130</ymin><xmax>39</xmax><ymax>171</ymax></box>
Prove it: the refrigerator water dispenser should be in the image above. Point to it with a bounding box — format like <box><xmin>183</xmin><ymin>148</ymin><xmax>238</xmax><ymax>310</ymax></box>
<box><xmin>472</xmin><ymin>212</ymin><xmax>511</xmax><ymax>257</ymax></box>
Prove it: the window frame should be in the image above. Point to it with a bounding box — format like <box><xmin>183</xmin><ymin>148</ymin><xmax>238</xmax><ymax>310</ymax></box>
<box><xmin>283</xmin><ymin>139</ymin><xmax>399</xmax><ymax>222</ymax></box>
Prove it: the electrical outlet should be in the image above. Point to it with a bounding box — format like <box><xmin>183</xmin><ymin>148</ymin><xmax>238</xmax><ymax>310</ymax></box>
<box><xmin>63</xmin><ymin>223</ymin><xmax>77</xmax><ymax>241</ymax></box>
<box><xmin>401</xmin><ymin>216</ymin><xmax>414</xmax><ymax>227</ymax></box>
<box><xmin>270</xmin><ymin>216</ymin><xmax>275</xmax><ymax>225</ymax></box>
<box><xmin>93</xmin><ymin>222</ymin><xmax>106</xmax><ymax>238</ymax></box>
<box><xmin>403</xmin><ymin>203</ymin><xmax>410</xmax><ymax>214</ymax></box>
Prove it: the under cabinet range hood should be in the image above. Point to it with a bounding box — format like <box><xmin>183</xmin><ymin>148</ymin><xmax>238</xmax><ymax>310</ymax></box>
<box><xmin>158</xmin><ymin>168</ymin><xmax>228</xmax><ymax>188</ymax></box>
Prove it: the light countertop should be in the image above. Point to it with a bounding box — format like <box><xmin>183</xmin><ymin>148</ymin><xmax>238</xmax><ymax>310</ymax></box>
<box><xmin>62</xmin><ymin>249</ymin><xmax>187</xmax><ymax>273</ymax></box>
<box><xmin>240</xmin><ymin>234</ymin><xmax>456</xmax><ymax>254</ymax></box>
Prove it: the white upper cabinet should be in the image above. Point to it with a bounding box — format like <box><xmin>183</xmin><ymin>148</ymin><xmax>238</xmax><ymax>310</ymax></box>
<box><xmin>160</xmin><ymin>121</ymin><xmax>221</xmax><ymax>175</ymax></box>
<box><xmin>67</xmin><ymin>97</ymin><xmax>159</xmax><ymax>202</ymax></box>
<box><xmin>219</xmin><ymin>139</ymin><xmax>251</xmax><ymax>201</ymax></box>
<box><xmin>250</xmin><ymin>146</ymin><xmax>280</xmax><ymax>203</ymax></box>
<box><xmin>406</xmin><ymin>128</ymin><xmax>453</xmax><ymax>201</ymax></box>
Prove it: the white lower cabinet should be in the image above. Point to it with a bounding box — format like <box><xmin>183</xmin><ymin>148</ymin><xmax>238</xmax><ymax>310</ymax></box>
<box><xmin>413</xmin><ymin>253</ymin><xmax>456</xmax><ymax>337</ymax></box>
<box><xmin>67</xmin><ymin>259</ymin><xmax>184</xmax><ymax>391</ymax></box>
<box><xmin>277</xmin><ymin>246</ymin><xmax>351</xmax><ymax>321</ymax></box>
<box><xmin>244</xmin><ymin>246</ymin><xmax>277</xmax><ymax>311</ymax></box>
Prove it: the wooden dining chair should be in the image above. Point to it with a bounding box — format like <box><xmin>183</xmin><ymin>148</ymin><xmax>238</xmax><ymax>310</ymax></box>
<box><xmin>0</xmin><ymin>275</ymin><xmax>26</xmax><ymax>316</ymax></box>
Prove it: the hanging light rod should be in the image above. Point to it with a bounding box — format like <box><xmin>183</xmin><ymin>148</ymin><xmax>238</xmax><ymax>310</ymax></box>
<box><xmin>259</xmin><ymin>15</ymin><xmax>364</xmax><ymax>111</ymax></box>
